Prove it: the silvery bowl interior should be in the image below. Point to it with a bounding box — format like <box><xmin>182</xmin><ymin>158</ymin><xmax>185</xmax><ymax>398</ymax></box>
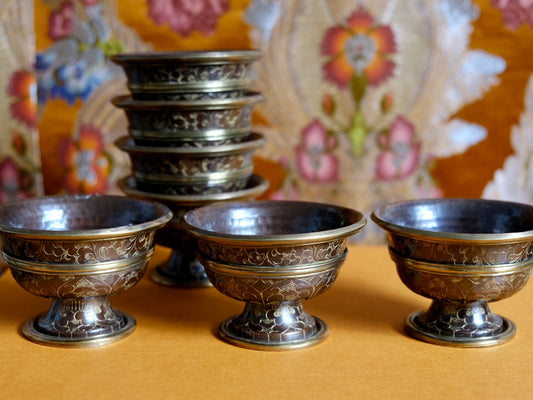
<box><xmin>185</xmin><ymin>200</ymin><xmax>366</xmax><ymax>242</ymax></box>
<box><xmin>0</xmin><ymin>194</ymin><xmax>172</xmax><ymax>237</ymax></box>
<box><xmin>371</xmin><ymin>198</ymin><xmax>533</xmax><ymax>240</ymax></box>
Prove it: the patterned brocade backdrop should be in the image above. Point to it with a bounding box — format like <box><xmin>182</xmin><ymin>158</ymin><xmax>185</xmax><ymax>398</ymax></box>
<box><xmin>0</xmin><ymin>0</ymin><xmax>532</xmax><ymax>243</ymax></box>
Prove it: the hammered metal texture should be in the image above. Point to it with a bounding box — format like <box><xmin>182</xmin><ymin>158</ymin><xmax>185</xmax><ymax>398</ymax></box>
<box><xmin>372</xmin><ymin>198</ymin><xmax>533</xmax><ymax>347</ymax></box>
<box><xmin>0</xmin><ymin>194</ymin><xmax>172</xmax><ymax>346</ymax></box>
<box><xmin>185</xmin><ymin>201</ymin><xmax>366</xmax><ymax>349</ymax></box>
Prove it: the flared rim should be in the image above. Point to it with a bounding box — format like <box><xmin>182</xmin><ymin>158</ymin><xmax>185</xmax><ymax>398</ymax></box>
<box><xmin>111</xmin><ymin>92</ymin><xmax>263</xmax><ymax>109</ymax></box>
<box><xmin>115</xmin><ymin>132</ymin><xmax>265</xmax><ymax>156</ymax></box>
<box><xmin>371</xmin><ymin>198</ymin><xmax>533</xmax><ymax>243</ymax></box>
<box><xmin>0</xmin><ymin>194</ymin><xmax>172</xmax><ymax>239</ymax></box>
<box><xmin>184</xmin><ymin>200</ymin><xmax>367</xmax><ymax>244</ymax></box>
<box><xmin>117</xmin><ymin>174</ymin><xmax>269</xmax><ymax>206</ymax></box>
<box><xmin>111</xmin><ymin>49</ymin><xmax>261</xmax><ymax>65</ymax></box>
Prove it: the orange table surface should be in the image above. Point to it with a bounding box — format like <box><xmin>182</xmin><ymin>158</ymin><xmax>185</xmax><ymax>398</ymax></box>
<box><xmin>1</xmin><ymin>245</ymin><xmax>533</xmax><ymax>399</ymax></box>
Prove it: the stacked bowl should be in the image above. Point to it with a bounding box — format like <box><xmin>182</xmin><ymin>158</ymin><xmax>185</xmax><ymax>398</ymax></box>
<box><xmin>111</xmin><ymin>50</ymin><xmax>269</xmax><ymax>287</ymax></box>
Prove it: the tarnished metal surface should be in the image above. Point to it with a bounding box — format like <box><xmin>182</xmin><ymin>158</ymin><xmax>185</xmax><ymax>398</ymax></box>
<box><xmin>372</xmin><ymin>198</ymin><xmax>533</xmax><ymax>347</ymax></box>
<box><xmin>185</xmin><ymin>200</ymin><xmax>366</xmax><ymax>350</ymax></box>
<box><xmin>0</xmin><ymin>195</ymin><xmax>171</xmax><ymax>347</ymax></box>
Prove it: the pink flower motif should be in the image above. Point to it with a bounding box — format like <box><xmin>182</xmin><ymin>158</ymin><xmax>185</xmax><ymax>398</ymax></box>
<box><xmin>376</xmin><ymin>116</ymin><xmax>421</xmax><ymax>181</ymax></box>
<box><xmin>491</xmin><ymin>0</ymin><xmax>533</xmax><ymax>30</ymax></box>
<box><xmin>48</xmin><ymin>0</ymin><xmax>74</xmax><ymax>40</ymax></box>
<box><xmin>0</xmin><ymin>157</ymin><xmax>33</xmax><ymax>202</ymax></box>
<box><xmin>295</xmin><ymin>119</ymin><xmax>339</xmax><ymax>183</ymax></box>
<box><xmin>148</xmin><ymin>0</ymin><xmax>230</xmax><ymax>37</ymax></box>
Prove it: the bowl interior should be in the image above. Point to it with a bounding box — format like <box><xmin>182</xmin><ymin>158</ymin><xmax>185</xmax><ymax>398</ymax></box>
<box><xmin>373</xmin><ymin>199</ymin><xmax>533</xmax><ymax>235</ymax></box>
<box><xmin>185</xmin><ymin>200</ymin><xmax>365</xmax><ymax>238</ymax></box>
<box><xmin>0</xmin><ymin>195</ymin><xmax>170</xmax><ymax>233</ymax></box>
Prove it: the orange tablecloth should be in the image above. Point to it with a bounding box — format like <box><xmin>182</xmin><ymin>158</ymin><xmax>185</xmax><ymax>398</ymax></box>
<box><xmin>1</xmin><ymin>245</ymin><xmax>532</xmax><ymax>399</ymax></box>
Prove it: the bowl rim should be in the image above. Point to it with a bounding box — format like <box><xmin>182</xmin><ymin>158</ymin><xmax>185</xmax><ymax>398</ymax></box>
<box><xmin>110</xmin><ymin>49</ymin><xmax>262</xmax><ymax>65</ymax></box>
<box><xmin>115</xmin><ymin>132</ymin><xmax>265</xmax><ymax>155</ymax></box>
<box><xmin>183</xmin><ymin>200</ymin><xmax>367</xmax><ymax>244</ymax></box>
<box><xmin>117</xmin><ymin>175</ymin><xmax>269</xmax><ymax>206</ymax></box>
<box><xmin>0</xmin><ymin>194</ymin><xmax>172</xmax><ymax>239</ymax></box>
<box><xmin>111</xmin><ymin>92</ymin><xmax>264</xmax><ymax>109</ymax></box>
<box><xmin>371</xmin><ymin>198</ymin><xmax>533</xmax><ymax>243</ymax></box>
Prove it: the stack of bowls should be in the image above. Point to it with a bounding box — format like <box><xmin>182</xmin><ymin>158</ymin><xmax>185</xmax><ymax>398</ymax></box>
<box><xmin>111</xmin><ymin>50</ymin><xmax>269</xmax><ymax>287</ymax></box>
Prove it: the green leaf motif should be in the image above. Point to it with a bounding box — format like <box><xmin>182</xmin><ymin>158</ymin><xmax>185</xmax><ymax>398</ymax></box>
<box><xmin>348</xmin><ymin>112</ymin><xmax>367</xmax><ymax>155</ymax></box>
<box><xmin>350</xmin><ymin>74</ymin><xmax>367</xmax><ymax>110</ymax></box>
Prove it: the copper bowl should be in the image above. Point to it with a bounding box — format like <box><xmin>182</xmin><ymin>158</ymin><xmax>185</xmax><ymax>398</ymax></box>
<box><xmin>184</xmin><ymin>200</ymin><xmax>366</xmax><ymax>350</ymax></box>
<box><xmin>118</xmin><ymin>175</ymin><xmax>269</xmax><ymax>287</ymax></box>
<box><xmin>0</xmin><ymin>194</ymin><xmax>172</xmax><ymax>347</ymax></box>
<box><xmin>111</xmin><ymin>50</ymin><xmax>261</xmax><ymax>100</ymax></box>
<box><xmin>111</xmin><ymin>93</ymin><xmax>263</xmax><ymax>147</ymax></box>
<box><xmin>115</xmin><ymin>133</ymin><xmax>265</xmax><ymax>195</ymax></box>
<box><xmin>372</xmin><ymin>198</ymin><xmax>533</xmax><ymax>347</ymax></box>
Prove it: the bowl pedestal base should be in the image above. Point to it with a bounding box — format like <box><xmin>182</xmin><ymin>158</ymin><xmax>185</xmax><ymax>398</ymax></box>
<box><xmin>152</xmin><ymin>218</ymin><xmax>212</xmax><ymax>288</ymax></box>
<box><xmin>218</xmin><ymin>300</ymin><xmax>329</xmax><ymax>351</ymax></box>
<box><xmin>151</xmin><ymin>248</ymin><xmax>211</xmax><ymax>288</ymax></box>
<box><xmin>22</xmin><ymin>297</ymin><xmax>136</xmax><ymax>348</ymax></box>
<box><xmin>405</xmin><ymin>299</ymin><xmax>516</xmax><ymax>347</ymax></box>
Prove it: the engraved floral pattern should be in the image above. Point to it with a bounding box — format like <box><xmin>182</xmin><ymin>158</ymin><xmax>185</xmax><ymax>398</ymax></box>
<box><xmin>389</xmin><ymin>234</ymin><xmax>533</xmax><ymax>265</ymax></box>
<box><xmin>196</xmin><ymin>238</ymin><xmax>347</xmax><ymax>266</ymax></box>
<box><xmin>127</xmin><ymin>63</ymin><xmax>253</xmax><ymax>86</ymax></box>
<box><xmin>206</xmin><ymin>267</ymin><xmax>339</xmax><ymax>302</ymax></box>
<box><xmin>2</xmin><ymin>231</ymin><xmax>155</xmax><ymax>264</ymax></box>
<box><xmin>124</xmin><ymin>106</ymin><xmax>254</xmax><ymax>133</ymax></box>
<box><xmin>397</xmin><ymin>266</ymin><xmax>532</xmax><ymax>302</ymax></box>
<box><xmin>129</xmin><ymin>152</ymin><xmax>253</xmax><ymax>176</ymax></box>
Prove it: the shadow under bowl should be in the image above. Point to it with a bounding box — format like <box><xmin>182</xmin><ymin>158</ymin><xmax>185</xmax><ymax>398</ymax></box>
<box><xmin>184</xmin><ymin>200</ymin><xmax>366</xmax><ymax>350</ymax></box>
<box><xmin>371</xmin><ymin>198</ymin><xmax>533</xmax><ymax>347</ymax></box>
<box><xmin>0</xmin><ymin>194</ymin><xmax>172</xmax><ymax>347</ymax></box>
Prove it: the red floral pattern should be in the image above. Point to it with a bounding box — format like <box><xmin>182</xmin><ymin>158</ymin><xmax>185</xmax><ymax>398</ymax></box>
<box><xmin>58</xmin><ymin>125</ymin><xmax>111</xmax><ymax>194</ymax></box>
<box><xmin>295</xmin><ymin>119</ymin><xmax>339</xmax><ymax>183</ymax></box>
<box><xmin>48</xmin><ymin>0</ymin><xmax>74</xmax><ymax>40</ymax></box>
<box><xmin>491</xmin><ymin>0</ymin><xmax>533</xmax><ymax>30</ymax></box>
<box><xmin>375</xmin><ymin>116</ymin><xmax>421</xmax><ymax>181</ymax></box>
<box><xmin>0</xmin><ymin>156</ymin><xmax>33</xmax><ymax>202</ymax></box>
<box><xmin>8</xmin><ymin>69</ymin><xmax>37</xmax><ymax>129</ymax></box>
<box><xmin>148</xmin><ymin>0</ymin><xmax>230</xmax><ymax>37</ymax></box>
<box><xmin>321</xmin><ymin>5</ymin><xmax>396</xmax><ymax>88</ymax></box>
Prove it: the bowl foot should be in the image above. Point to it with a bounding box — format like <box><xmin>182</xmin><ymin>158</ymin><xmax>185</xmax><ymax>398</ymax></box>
<box><xmin>218</xmin><ymin>301</ymin><xmax>329</xmax><ymax>351</ymax></box>
<box><xmin>22</xmin><ymin>303</ymin><xmax>136</xmax><ymax>348</ymax></box>
<box><xmin>405</xmin><ymin>300</ymin><xmax>516</xmax><ymax>347</ymax></box>
<box><xmin>151</xmin><ymin>249</ymin><xmax>211</xmax><ymax>288</ymax></box>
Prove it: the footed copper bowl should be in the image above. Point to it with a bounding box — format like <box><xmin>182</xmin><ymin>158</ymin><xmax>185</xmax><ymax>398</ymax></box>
<box><xmin>111</xmin><ymin>93</ymin><xmax>263</xmax><ymax>147</ymax></box>
<box><xmin>184</xmin><ymin>200</ymin><xmax>366</xmax><ymax>350</ymax></box>
<box><xmin>111</xmin><ymin>50</ymin><xmax>261</xmax><ymax>100</ymax></box>
<box><xmin>0</xmin><ymin>195</ymin><xmax>171</xmax><ymax>347</ymax></box>
<box><xmin>372</xmin><ymin>198</ymin><xmax>533</xmax><ymax>347</ymax></box>
<box><xmin>115</xmin><ymin>133</ymin><xmax>265</xmax><ymax>195</ymax></box>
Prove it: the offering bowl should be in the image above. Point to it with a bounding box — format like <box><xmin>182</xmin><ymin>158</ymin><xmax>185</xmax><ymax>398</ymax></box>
<box><xmin>115</xmin><ymin>133</ymin><xmax>265</xmax><ymax>195</ymax></box>
<box><xmin>118</xmin><ymin>175</ymin><xmax>269</xmax><ymax>287</ymax></box>
<box><xmin>0</xmin><ymin>194</ymin><xmax>172</xmax><ymax>347</ymax></box>
<box><xmin>111</xmin><ymin>93</ymin><xmax>263</xmax><ymax>147</ymax></box>
<box><xmin>371</xmin><ymin>198</ymin><xmax>533</xmax><ymax>347</ymax></box>
<box><xmin>184</xmin><ymin>201</ymin><xmax>366</xmax><ymax>350</ymax></box>
<box><xmin>111</xmin><ymin>50</ymin><xmax>261</xmax><ymax>100</ymax></box>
